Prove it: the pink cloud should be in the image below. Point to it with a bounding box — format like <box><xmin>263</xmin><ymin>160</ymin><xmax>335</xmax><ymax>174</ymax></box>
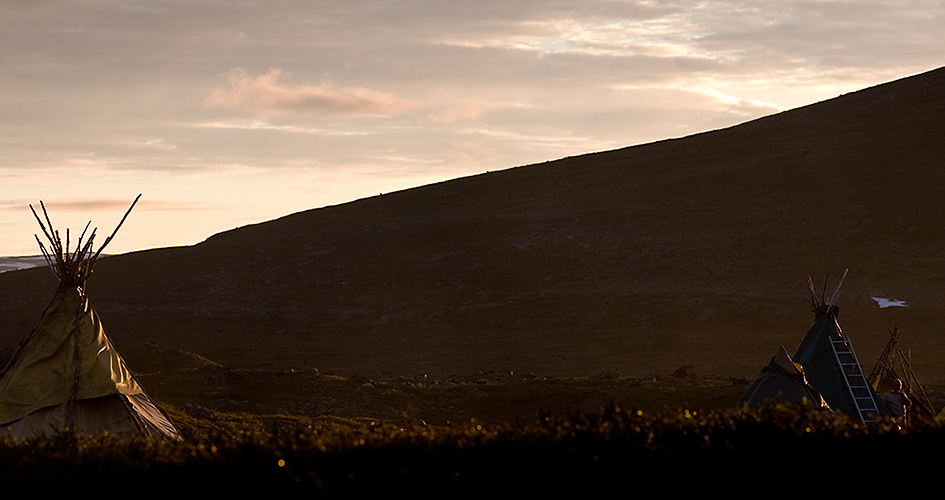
<box><xmin>428</xmin><ymin>100</ymin><xmax>499</xmax><ymax>123</ymax></box>
<box><xmin>205</xmin><ymin>67</ymin><xmax>412</xmax><ymax>116</ymax></box>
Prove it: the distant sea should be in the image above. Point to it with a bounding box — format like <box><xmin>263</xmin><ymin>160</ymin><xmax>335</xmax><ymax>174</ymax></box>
<box><xmin>0</xmin><ymin>256</ymin><xmax>47</xmax><ymax>273</ymax></box>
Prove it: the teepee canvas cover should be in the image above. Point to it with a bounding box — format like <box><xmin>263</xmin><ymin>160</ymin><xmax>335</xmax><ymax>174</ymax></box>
<box><xmin>792</xmin><ymin>273</ymin><xmax>886</xmax><ymax>422</ymax></box>
<box><xmin>741</xmin><ymin>345</ymin><xmax>829</xmax><ymax>410</ymax></box>
<box><xmin>0</xmin><ymin>197</ymin><xmax>180</xmax><ymax>439</ymax></box>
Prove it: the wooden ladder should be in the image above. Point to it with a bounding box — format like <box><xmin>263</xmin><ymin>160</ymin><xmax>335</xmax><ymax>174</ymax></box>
<box><xmin>830</xmin><ymin>337</ymin><xmax>881</xmax><ymax>424</ymax></box>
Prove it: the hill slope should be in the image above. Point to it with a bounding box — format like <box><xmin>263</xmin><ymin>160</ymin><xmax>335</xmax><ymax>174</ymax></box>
<box><xmin>2</xmin><ymin>67</ymin><xmax>944</xmax><ymax>381</ymax></box>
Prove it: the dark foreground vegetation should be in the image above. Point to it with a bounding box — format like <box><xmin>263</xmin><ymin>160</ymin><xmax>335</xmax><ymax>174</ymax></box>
<box><xmin>2</xmin><ymin>403</ymin><xmax>941</xmax><ymax>495</ymax></box>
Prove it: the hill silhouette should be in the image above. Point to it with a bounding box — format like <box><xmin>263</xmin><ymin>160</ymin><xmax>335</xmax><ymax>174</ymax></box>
<box><xmin>1</xmin><ymin>67</ymin><xmax>943</xmax><ymax>383</ymax></box>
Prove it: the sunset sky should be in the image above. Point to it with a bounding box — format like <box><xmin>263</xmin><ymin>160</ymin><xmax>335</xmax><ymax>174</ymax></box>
<box><xmin>1</xmin><ymin>1</ymin><xmax>942</xmax><ymax>256</ymax></box>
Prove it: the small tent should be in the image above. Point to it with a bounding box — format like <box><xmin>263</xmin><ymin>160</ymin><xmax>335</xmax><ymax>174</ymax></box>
<box><xmin>0</xmin><ymin>197</ymin><xmax>181</xmax><ymax>439</ymax></box>
<box><xmin>741</xmin><ymin>345</ymin><xmax>829</xmax><ymax>410</ymax></box>
<box><xmin>791</xmin><ymin>272</ymin><xmax>887</xmax><ymax>423</ymax></box>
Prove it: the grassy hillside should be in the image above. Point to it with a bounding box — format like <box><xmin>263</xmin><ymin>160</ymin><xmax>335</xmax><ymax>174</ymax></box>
<box><xmin>1</xmin><ymin>66</ymin><xmax>943</xmax><ymax>388</ymax></box>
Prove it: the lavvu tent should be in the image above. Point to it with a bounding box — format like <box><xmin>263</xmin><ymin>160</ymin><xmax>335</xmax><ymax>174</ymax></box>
<box><xmin>791</xmin><ymin>272</ymin><xmax>887</xmax><ymax>423</ymax></box>
<box><xmin>741</xmin><ymin>345</ymin><xmax>830</xmax><ymax>410</ymax></box>
<box><xmin>0</xmin><ymin>197</ymin><xmax>181</xmax><ymax>439</ymax></box>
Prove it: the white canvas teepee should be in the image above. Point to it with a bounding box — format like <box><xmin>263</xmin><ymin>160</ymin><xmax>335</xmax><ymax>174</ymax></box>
<box><xmin>0</xmin><ymin>196</ymin><xmax>181</xmax><ymax>439</ymax></box>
